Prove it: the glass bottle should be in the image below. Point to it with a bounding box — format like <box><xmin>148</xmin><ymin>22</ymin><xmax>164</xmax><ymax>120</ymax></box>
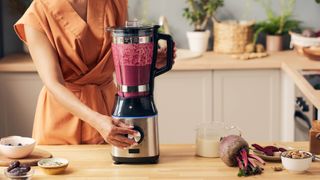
<box><xmin>309</xmin><ymin>120</ymin><xmax>320</xmax><ymax>155</ymax></box>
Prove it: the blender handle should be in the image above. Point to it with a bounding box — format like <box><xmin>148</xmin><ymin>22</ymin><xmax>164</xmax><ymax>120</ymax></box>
<box><xmin>155</xmin><ymin>33</ymin><xmax>174</xmax><ymax>77</ymax></box>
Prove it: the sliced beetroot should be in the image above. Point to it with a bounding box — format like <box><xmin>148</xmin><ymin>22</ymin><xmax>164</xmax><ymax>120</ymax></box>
<box><xmin>279</xmin><ymin>147</ymin><xmax>287</xmax><ymax>152</ymax></box>
<box><xmin>264</xmin><ymin>146</ymin><xmax>279</xmax><ymax>152</ymax></box>
<box><xmin>264</xmin><ymin>148</ymin><xmax>274</xmax><ymax>156</ymax></box>
<box><xmin>251</xmin><ymin>144</ymin><xmax>265</xmax><ymax>152</ymax></box>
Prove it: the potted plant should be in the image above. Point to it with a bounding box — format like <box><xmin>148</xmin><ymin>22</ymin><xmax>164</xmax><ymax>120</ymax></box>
<box><xmin>253</xmin><ymin>0</ymin><xmax>300</xmax><ymax>52</ymax></box>
<box><xmin>183</xmin><ymin>0</ymin><xmax>224</xmax><ymax>53</ymax></box>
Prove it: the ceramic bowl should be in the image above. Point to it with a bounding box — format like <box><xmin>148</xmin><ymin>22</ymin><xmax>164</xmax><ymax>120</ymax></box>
<box><xmin>281</xmin><ymin>151</ymin><xmax>313</xmax><ymax>172</ymax></box>
<box><xmin>4</xmin><ymin>168</ymin><xmax>34</xmax><ymax>180</ymax></box>
<box><xmin>0</xmin><ymin>136</ymin><xmax>36</xmax><ymax>159</ymax></box>
<box><xmin>38</xmin><ymin>158</ymin><xmax>69</xmax><ymax>175</ymax></box>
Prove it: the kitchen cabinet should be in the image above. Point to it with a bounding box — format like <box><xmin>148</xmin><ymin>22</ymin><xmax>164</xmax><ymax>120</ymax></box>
<box><xmin>213</xmin><ymin>69</ymin><xmax>281</xmax><ymax>142</ymax></box>
<box><xmin>0</xmin><ymin>73</ymin><xmax>42</xmax><ymax>137</ymax></box>
<box><xmin>154</xmin><ymin>71</ymin><xmax>212</xmax><ymax>144</ymax></box>
<box><xmin>155</xmin><ymin>70</ymin><xmax>281</xmax><ymax>143</ymax></box>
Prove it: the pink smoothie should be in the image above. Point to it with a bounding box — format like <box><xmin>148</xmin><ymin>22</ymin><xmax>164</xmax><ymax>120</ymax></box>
<box><xmin>112</xmin><ymin>43</ymin><xmax>154</xmax><ymax>97</ymax></box>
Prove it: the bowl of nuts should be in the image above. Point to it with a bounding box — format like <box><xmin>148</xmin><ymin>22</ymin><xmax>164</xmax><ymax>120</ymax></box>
<box><xmin>0</xmin><ymin>136</ymin><xmax>36</xmax><ymax>159</ymax></box>
<box><xmin>4</xmin><ymin>160</ymin><xmax>34</xmax><ymax>180</ymax></box>
<box><xmin>281</xmin><ymin>150</ymin><xmax>313</xmax><ymax>172</ymax></box>
<box><xmin>38</xmin><ymin>157</ymin><xmax>69</xmax><ymax>175</ymax></box>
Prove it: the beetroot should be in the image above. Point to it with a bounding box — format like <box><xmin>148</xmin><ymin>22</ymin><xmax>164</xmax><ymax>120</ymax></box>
<box><xmin>251</xmin><ymin>144</ymin><xmax>287</xmax><ymax>156</ymax></box>
<box><xmin>219</xmin><ymin>135</ymin><xmax>265</xmax><ymax>177</ymax></box>
<box><xmin>219</xmin><ymin>135</ymin><xmax>249</xmax><ymax>167</ymax></box>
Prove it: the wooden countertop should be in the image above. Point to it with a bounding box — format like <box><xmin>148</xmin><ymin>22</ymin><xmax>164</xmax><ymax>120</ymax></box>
<box><xmin>1</xmin><ymin>51</ymin><xmax>320</xmax><ymax>109</ymax></box>
<box><xmin>0</xmin><ymin>143</ymin><xmax>319</xmax><ymax>179</ymax></box>
<box><xmin>0</xmin><ymin>54</ymin><xmax>36</xmax><ymax>72</ymax></box>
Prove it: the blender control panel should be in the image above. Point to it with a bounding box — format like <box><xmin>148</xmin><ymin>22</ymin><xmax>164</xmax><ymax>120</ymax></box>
<box><xmin>127</xmin><ymin>126</ymin><xmax>144</xmax><ymax>154</ymax></box>
<box><xmin>128</xmin><ymin>126</ymin><xmax>144</xmax><ymax>144</ymax></box>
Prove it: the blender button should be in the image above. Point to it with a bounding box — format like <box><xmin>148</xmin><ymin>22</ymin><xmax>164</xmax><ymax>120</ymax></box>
<box><xmin>128</xmin><ymin>149</ymin><xmax>140</xmax><ymax>154</ymax></box>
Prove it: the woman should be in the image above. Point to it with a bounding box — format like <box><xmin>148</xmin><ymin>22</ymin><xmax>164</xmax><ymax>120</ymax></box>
<box><xmin>14</xmin><ymin>0</ymin><xmax>175</xmax><ymax>147</ymax></box>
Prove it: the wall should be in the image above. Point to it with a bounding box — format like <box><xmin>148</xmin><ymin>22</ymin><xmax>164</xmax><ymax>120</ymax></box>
<box><xmin>1</xmin><ymin>0</ymin><xmax>320</xmax><ymax>55</ymax></box>
<box><xmin>129</xmin><ymin>0</ymin><xmax>320</xmax><ymax>49</ymax></box>
<box><xmin>1</xmin><ymin>1</ymin><xmax>24</xmax><ymax>56</ymax></box>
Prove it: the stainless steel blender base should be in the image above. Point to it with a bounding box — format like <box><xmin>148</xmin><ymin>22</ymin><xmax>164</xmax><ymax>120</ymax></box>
<box><xmin>111</xmin><ymin>116</ymin><xmax>159</xmax><ymax>164</ymax></box>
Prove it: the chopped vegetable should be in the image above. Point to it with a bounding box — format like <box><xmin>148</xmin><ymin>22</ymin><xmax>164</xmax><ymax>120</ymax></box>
<box><xmin>251</xmin><ymin>144</ymin><xmax>287</xmax><ymax>156</ymax></box>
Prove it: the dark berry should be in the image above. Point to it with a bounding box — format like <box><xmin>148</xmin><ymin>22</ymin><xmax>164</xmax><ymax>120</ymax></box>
<box><xmin>8</xmin><ymin>167</ymin><xmax>21</xmax><ymax>176</ymax></box>
<box><xmin>20</xmin><ymin>164</ymin><xmax>31</xmax><ymax>172</ymax></box>
<box><xmin>9</xmin><ymin>161</ymin><xmax>20</xmax><ymax>169</ymax></box>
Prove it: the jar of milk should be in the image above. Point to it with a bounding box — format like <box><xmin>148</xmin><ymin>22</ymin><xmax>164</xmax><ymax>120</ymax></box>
<box><xmin>195</xmin><ymin>122</ymin><xmax>241</xmax><ymax>158</ymax></box>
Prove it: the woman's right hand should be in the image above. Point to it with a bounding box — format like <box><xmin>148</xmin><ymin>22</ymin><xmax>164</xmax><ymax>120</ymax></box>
<box><xmin>94</xmin><ymin>115</ymin><xmax>138</xmax><ymax>149</ymax></box>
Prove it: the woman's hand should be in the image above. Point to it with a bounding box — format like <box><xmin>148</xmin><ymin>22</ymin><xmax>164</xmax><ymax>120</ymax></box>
<box><xmin>156</xmin><ymin>44</ymin><xmax>177</xmax><ymax>69</ymax></box>
<box><xmin>94</xmin><ymin>115</ymin><xmax>138</xmax><ymax>149</ymax></box>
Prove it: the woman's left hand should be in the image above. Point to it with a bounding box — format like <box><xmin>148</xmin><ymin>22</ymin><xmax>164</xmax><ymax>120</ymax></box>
<box><xmin>156</xmin><ymin>44</ymin><xmax>177</xmax><ymax>69</ymax></box>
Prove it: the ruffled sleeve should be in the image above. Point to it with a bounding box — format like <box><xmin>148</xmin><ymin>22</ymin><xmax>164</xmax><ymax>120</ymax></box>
<box><xmin>14</xmin><ymin>0</ymin><xmax>46</xmax><ymax>43</ymax></box>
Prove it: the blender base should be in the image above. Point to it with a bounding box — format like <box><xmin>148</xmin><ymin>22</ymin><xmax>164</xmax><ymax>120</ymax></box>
<box><xmin>112</xmin><ymin>155</ymin><xmax>159</xmax><ymax>164</ymax></box>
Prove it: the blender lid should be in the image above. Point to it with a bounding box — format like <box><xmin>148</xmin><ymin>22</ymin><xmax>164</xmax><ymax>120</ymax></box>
<box><xmin>106</xmin><ymin>19</ymin><xmax>155</xmax><ymax>32</ymax></box>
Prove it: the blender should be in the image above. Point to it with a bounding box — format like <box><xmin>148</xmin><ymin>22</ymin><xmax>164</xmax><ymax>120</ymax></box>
<box><xmin>108</xmin><ymin>20</ymin><xmax>174</xmax><ymax>164</ymax></box>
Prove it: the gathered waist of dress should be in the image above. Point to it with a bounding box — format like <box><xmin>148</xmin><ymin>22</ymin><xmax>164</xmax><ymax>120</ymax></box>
<box><xmin>64</xmin><ymin>77</ymin><xmax>115</xmax><ymax>92</ymax></box>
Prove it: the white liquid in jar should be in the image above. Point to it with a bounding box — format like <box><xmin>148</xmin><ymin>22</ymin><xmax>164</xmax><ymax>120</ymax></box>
<box><xmin>196</xmin><ymin>137</ymin><xmax>220</xmax><ymax>158</ymax></box>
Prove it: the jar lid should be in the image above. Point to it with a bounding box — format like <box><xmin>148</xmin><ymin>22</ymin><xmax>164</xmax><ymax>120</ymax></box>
<box><xmin>106</xmin><ymin>20</ymin><xmax>155</xmax><ymax>36</ymax></box>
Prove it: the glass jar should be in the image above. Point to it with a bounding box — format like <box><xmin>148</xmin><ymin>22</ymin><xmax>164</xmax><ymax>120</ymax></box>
<box><xmin>195</xmin><ymin>122</ymin><xmax>241</xmax><ymax>158</ymax></box>
<box><xmin>309</xmin><ymin>120</ymin><xmax>320</xmax><ymax>155</ymax></box>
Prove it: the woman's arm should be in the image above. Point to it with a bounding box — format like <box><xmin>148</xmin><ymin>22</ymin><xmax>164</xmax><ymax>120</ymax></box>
<box><xmin>24</xmin><ymin>25</ymin><xmax>136</xmax><ymax>148</ymax></box>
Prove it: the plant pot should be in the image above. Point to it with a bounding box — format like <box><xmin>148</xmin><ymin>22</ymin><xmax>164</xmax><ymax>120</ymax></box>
<box><xmin>266</xmin><ymin>35</ymin><xmax>283</xmax><ymax>52</ymax></box>
<box><xmin>186</xmin><ymin>30</ymin><xmax>210</xmax><ymax>53</ymax></box>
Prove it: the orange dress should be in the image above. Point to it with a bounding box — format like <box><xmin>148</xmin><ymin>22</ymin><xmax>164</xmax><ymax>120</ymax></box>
<box><xmin>14</xmin><ymin>0</ymin><xmax>128</xmax><ymax>144</ymax></box>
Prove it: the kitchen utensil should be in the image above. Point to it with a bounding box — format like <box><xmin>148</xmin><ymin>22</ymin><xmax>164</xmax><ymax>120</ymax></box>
<box><xmin>0</xmin><ymin>148</ymin><xmax>52</xmax><ymax>167</ymax></box>
<box><xmin>38</xmin><ymin>157</ymin><xmax>68</xmax><ymax>175</ymax></box>
<box><xmin>0</xmin><ymin>136</ymin><xmax>35</xmax><ymax>159</ymax></box>
<box><xmin>107</xmin><ymin>19</ymin><xmax>174</xmax><ymax>164</ymax></box>
<box><xmin>195</xmin><ymin>122</ymin><xmax>241</xmax><ymax>158</ymax></box>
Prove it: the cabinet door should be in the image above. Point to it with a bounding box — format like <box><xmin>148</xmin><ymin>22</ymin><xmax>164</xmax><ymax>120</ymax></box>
<box><xmin>154</xmin><ymin>71</ymin><xmax>212</xmax><ymax>144</ymax></box>
<box><xmin>0</xmin><ymin>73</ymin><xmax>43</xmax><ymax>137</ymax></box>
<box><xmin>213</xmin><ymin>70</ymin><xmax>280</xmax><ymax>142</ymax></box>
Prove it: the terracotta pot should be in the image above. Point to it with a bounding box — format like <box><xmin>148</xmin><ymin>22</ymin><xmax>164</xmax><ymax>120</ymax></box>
<box><xmin>266</xmin><ymin>35</ymin><xmax>283</xmax><ymax>52</ymax></box>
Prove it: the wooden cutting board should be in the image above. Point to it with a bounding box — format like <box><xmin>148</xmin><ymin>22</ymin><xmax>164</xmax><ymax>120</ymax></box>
<box><xmin>0</xmin><ymin>148</ymin><xmax>52</xmax><ymax>166</ymax></box>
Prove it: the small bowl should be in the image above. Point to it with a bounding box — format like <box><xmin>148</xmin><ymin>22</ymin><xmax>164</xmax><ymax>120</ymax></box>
<box><xmin>4</xmin><ymin>168</ymin><xmax>34</xmax><ymax>180</ymax></box>
<box><xmin>281</xmin><ymin>151</ymin><xmax>313</xmax><ymax>172</ymax></box>
<box><xmin>38</xmin><ymin>158</ymin><xmax>69</xmax><ymax>175</ymax></box>
<box><xmin>303</xmin><ymin>47</ymin><xmax>320</xmax><ymax>61</ymax></box>
<box><xmin>0</xmin><ymin>136</ymin><xmax>36</xmax><ymax>159</ymax></box>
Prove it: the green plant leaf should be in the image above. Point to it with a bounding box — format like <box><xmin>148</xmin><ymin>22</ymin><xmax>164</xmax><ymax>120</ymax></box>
<box><xmin>254</xmin><ymin>0</ymin><xmax>300</xmax><ymax>36</ymax></box>
<box><xmin>182</xmin><ymin>0</ymin><xmax>224</xmax><ymax>31</ymax></box>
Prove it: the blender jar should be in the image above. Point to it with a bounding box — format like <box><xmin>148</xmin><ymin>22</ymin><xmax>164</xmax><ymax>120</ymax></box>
<box><xmin>108</xmin><ymin>20</ymin><xmax>155</xmax><ymax>97</ymax></box>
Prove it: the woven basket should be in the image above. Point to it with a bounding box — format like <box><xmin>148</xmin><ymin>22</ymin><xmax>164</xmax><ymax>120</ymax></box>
<box><xmin>214</xmin><ymin>20</ymin><xmax>254</xmax><ymax>54</ymax></box>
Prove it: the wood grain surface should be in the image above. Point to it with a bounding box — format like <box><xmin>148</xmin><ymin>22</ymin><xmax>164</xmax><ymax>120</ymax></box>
<box><xmin>0</xmin><ymin>148</ymin><xmax>52</xmax><ymax>166</ymax></box>
<box><xmin>0</xmin><ymin>143</ymin><xmax>319</xmax><ymax>179</ymax></box>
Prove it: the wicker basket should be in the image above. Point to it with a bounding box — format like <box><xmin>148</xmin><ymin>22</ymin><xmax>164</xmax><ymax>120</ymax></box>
<box><xmin>214</xmin><ymin>20</ymin><xmax>254</xmax><ymax>54</ymax></box>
